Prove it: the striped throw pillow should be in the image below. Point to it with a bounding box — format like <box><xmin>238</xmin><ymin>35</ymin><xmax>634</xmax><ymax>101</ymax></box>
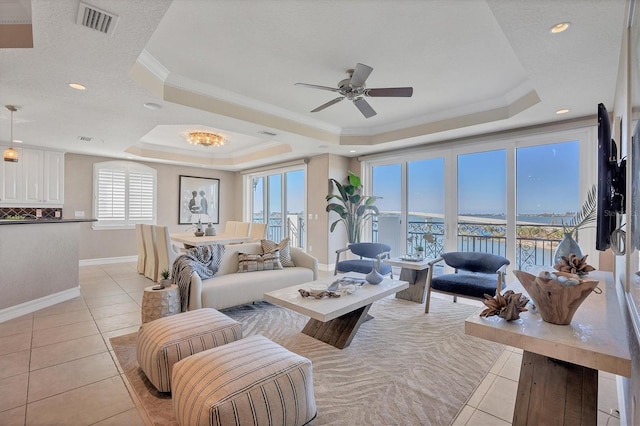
<box><xmin>261</xmin><ymin>238</ymin><xmax>295</xmax><ymax>267</ymax></box>
<box><xmin>237</xmin><ymin>250</ymin><xmax>283</xmax><ymax>272</ymax></box>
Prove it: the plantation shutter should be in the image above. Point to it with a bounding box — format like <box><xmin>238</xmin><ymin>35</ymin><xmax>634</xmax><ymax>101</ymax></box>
<box><xmin>128</xmin><ymin>168</ymin><xmax>155</xmax><ymax>221</ymax></box>
<box><xmin>93</xmin><ymin>161</ymin><xmax>156</xmax><ymax>229</ymax></box>
<box><xmin>97</xmin><ymin>167</ymin><xmax>126</xmax><ymax>221</ymax></box>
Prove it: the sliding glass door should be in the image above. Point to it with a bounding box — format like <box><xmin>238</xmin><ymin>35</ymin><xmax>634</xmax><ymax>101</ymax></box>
<box><xmin>515</xmin><ymin>141</ymin><xmax>580</xmax><ymax>269</ymax></box>
<box><xmin>365</xmin><ymin>129</ymin><xmax>591</xmax><ymax>270</ymax></box>
<box><xmin>371</xmin><ymin>156</ymin><xmax>445</xmax><ymax>257</ymax></box>
<box><xmin>457</xmin><ymin>149</ymin><xmax>507</xmax><ymax>255</ymax></box>
<box><xmin>247</xmin><ymin>166</ymin><xmax>307</xmax><ymax>247</ymax></box>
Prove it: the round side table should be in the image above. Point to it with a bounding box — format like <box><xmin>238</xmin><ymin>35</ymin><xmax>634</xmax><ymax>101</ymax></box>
<box><xmin>141</xmin><ymin>284</ymin><xmax>180</xmax><ymax>323</ymax></box>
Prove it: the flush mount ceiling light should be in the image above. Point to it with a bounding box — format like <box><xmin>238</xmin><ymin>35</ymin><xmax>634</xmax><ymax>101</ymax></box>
<box><xmin>185</xmin><ymin>131</ymin><xmax>227</xmax><ymax>147</ymax></box>
<box><xmin>3</xmin><ymin>105</ymin><xmax>19</xmax><ymax>163</ymax></box>
<box><xmin>550</xmin><ymin>22</ymin><xmax>570</xmax><ymax>33</ymax></box>
<box><xmin>68</xmin><ymin>83</ymin><xmax>86</xmax><ymax>90</ymax></box>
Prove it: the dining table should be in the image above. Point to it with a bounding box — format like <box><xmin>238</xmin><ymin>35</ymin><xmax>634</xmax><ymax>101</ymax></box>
<box><xmin>170</xmin><ymin>232</ymin><xmax>252</xmax><ymax>247</ymax></box>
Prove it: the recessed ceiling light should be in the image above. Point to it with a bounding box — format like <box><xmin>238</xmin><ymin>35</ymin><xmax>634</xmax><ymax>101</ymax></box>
<box><xmin>349</xmin><ymin>150</ymin><xmax>356</xmax><ymax>153</ymax></box>
<box><xmin>556</xmin><ymin>109</ymin><xmax>570</xmax><ymax>115</ymax></box>
<box><xmin>68</xmin><ymin>83</ymin><xmax>86</xmax><ymax>90</ymax></box>
<box><xmin>13</xmin><ymin>140</ymin><xmax>23</xmax><ymax>144</ymax></box>
<box><xmin>143</xmin><ymin>102</ymin><xmax>162</xmax><ymax>110</ymax></box>
<box><xmin>550</xmin><ymin>22</ymin><xmax>570</xmax><ymax>34</ymax></box>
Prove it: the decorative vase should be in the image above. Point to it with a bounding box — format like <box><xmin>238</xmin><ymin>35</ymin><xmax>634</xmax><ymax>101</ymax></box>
<box><xmin>365</xmin><ymin>258</ymin><xmax>384</xmax><ymax>285</ymax></box>
<box><xmin>205</xmin><ymin>222</ymin><xmax>216</xmax><ymax>236</ymax></box>
<box><xmin>553</xmin><ymin>232</ymin><xmax>582</xmax><ymax>265</ymax></box>
<box><xmin>160</xmin><ymin>278</ymin><xmax>172</xmax><ymax>289</ymax></box>
<box><xmin>416</xmin><ymin>249</ymin><xmax>425</xmax><ymax>260</ymax></box>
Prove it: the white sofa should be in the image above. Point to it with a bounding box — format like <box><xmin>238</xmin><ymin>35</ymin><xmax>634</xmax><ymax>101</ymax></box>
<box><xmin>187</xmin><ymin>242</ymin><xmax>318</xmax><ymax>311</ymax></box>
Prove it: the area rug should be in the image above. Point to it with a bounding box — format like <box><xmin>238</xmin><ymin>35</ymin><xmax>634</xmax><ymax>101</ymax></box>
<box><xmin>111</xmin><ymin>296</ymin><xmax>504</xmax><ymax>425</ymax></box>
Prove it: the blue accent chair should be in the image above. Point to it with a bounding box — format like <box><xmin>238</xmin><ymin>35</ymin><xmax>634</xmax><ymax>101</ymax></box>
<box><xmin>334</xmin><ymin>242</ymin><xmax>393</xmax><ymax>277</ymax></box>
<box><xmin>425</xmin><ymin>251</ymin><xmax>510</xmax><ymax>313</ymax></box>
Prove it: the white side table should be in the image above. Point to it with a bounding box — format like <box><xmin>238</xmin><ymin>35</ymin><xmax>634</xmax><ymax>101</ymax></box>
<box><xmin>141</xmin><ymin>285</ymin><xmax>180</xmax><ymax>323</ymax></box>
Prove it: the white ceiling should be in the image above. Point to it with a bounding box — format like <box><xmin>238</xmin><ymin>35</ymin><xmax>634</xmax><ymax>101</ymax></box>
<box><xmin>0</xmin><ymin>0</ymin><xmax>628</xmax><ymax>171</ymax></box>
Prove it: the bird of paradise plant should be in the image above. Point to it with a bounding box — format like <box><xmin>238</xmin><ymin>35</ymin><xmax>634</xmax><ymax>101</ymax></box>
<box><xmin>326</xmin><ymin>171</ymin><xmax>380</xmax><ymax>243</ymax></box>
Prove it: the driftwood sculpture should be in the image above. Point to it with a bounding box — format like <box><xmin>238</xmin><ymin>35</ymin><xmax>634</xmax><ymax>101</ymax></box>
<box><xmin>513</xmin><ymin>270</ymin><xmax>598</xmax><ymax>325</ymax></box>
<box><xmin>298</xmin><ymin>289</ymin><xmax>340</xmax><ymax>299</ymax></box>
<box><xmin>553</xmin><ymin>253</ymin><xmax>595</xmax><ymax>276</ymax></box>
<box><xmin>480</xmin><ymin>290</ymin><xmax>529</xmax><ymax>321</ymax></box>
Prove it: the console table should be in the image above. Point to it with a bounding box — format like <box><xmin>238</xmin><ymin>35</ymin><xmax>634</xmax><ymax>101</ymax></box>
<box><xmin>465</xmin><ymin>270</ymin><xmax>630</xmax><ymax>425</ymax></box>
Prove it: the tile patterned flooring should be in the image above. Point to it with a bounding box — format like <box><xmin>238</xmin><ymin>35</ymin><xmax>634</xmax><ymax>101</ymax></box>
<box><xmin>0</xmin><ymin>262</ymin><xmax>623</xmax><ymax>425</ymax></box>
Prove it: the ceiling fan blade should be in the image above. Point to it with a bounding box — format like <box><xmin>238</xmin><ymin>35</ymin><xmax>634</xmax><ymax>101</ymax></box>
<box><xmin>311</xmin><ymin>97</ymin><xmax>345</xmax><ymax>113</ymax></box>
<box><xmin>295</xmin><ymin>83</ymin><xmax>340</xmax><ymax>93</ymax></box>
<box><xmin>366</xmin><ymin>87</ymin><xmax>413</xmax><ymax>97</ymax></box>
<box><xmin>349</xmin><ymin>63</ymin><xmax>373</xmax><ymax>88</ymax></box>
<box><xmin>353</xmin><ymin>98</ymin><xmax>377</xmax><ymax>118</ymax></box>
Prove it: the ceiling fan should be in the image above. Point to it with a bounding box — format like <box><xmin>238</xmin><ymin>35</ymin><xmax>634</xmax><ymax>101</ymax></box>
<box><xmin>295</xmin><ymin>63</ymin><xmax>413</xmax><ymax>118</ymax></box>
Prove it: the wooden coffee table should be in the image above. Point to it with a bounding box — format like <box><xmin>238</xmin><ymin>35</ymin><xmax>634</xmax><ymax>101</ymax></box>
<box><xmin>264</xmin><ymin>274</ymin><xmax>408</xmax><ymax>349</ymax></box>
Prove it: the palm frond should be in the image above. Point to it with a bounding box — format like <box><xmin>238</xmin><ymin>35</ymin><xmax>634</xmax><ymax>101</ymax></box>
<box><xmin>564</xmin><ymin>184</ymin><xmax>597</xmax><ymax>234</ymax></box>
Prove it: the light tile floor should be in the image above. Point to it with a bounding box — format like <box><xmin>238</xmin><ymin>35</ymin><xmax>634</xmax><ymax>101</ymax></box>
<box><xmin>0</xmin><ymin>262</ymin><xmax>623</xmax><ymax>425</ymax></box>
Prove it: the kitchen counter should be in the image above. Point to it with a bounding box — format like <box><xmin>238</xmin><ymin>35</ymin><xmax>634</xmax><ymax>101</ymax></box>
<box><xmin>0</xmin><ymin>218</ymin><xmax>96</xmax><ymax>225</ymax></box>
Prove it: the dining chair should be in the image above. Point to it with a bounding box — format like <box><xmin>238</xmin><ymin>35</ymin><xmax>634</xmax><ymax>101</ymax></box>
<box><xmin>249</xmin><ymin>223</ymin><xmax>268</xmax><ymax>241</ymax></box>
<box><xmin>424</xmin><ymin>251</ymin><xmax>510</xmax><ymax>313</ymax></box>
<box><xmin>154</xmin><ymin>225</ymin><xmax>183</xmax><ymax>282</ymax></box>
<box><xmin>135</xmin><ymin>223</ymin><xmax>146</xmax><ymax>274</ymax></box>
<box><xmin>235</xmin><ymin>222</ymin><xmax>251</xmax><ymax>237</ymax></box>
<box><xmin>224</xmin><ymin>221</ymin><xmax>238</xmax><ymax>235</ymax></box>
<box><xmin>334</xmin><ymin>242</ymin><xmax>393</xmax><ymax>277</ymax></box>
<box><xmin>141</xmin><ymin>224</ymin><xmax>158</xmax><ymax>281</ymax></box>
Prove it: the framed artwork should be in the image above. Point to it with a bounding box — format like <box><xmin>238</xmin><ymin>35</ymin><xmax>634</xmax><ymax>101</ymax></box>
<box><xmin>178</xmin><ymin>175</ymin><xmax>220</xmax><ymax>225</ymax></box>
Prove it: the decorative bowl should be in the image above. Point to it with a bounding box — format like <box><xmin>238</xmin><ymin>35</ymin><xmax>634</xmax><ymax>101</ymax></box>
<box><xmin>194</xmin><ymin>231</ymin><xmax>205</xmax><ymax>237</ymax></box>
<box><xmin>513</xmin><ymin>270</ymin><xmax>599</xmax><ymax>325</ymax></box>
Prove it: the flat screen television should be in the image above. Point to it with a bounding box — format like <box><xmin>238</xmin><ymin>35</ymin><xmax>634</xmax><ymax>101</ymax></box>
<box><xmin>596</xmin><ymin>103</ymin><xmax>626</xmax><ymax>251</ymax></box>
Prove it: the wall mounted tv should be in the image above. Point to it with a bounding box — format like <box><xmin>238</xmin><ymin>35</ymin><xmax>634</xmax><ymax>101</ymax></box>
<box><xmin>596</xmin><ymin>102</ymin><xmax>626</xmax><ymax>251</ymax></box>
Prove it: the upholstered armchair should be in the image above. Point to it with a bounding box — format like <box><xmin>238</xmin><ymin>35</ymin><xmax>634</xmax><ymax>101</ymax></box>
<box><xmin>424</xmin><ymin>251</ymin><xmax>510</xmax><ymax>313</ymax></box>
<box><xmin>334</xmin><ymin>242</ymin><xmax>393</xmax><ymax>277</ymax></box>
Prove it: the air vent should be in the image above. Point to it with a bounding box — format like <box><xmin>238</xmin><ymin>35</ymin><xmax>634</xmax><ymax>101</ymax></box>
<box><xmin>77</xmin><ymin>136</ymin><xmax>103</xmax><ymax>143</ymax></box>
<box><xmin>76</xmin><ymin>2</ymin><xmax>119</xmax><ymax>36</ymax></box>
<box><xmin>259</xmin><ymin>130</ymin><xmax>277</xmax><ymax>137</ymax></box>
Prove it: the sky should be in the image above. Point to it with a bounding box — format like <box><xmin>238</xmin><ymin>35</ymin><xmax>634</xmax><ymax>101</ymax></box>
<box><xmin>372</xmin><ymin>141</ymin><xmax>580</xmax><ymax>215</ymax></box>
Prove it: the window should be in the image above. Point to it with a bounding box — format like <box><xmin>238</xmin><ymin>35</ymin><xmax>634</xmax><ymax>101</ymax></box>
<box><xmin>364</xmin><ymin>128</ymin><xmax>592</xmax><ymax>271</ymax></box>
<box><xmin>93</xmin><ymin>161</ymin><xmax>156</xmax><ymax>229</ymax></box>
<box><xmin>244</xmin><ymin>164</ymin><xmax>306</xmax><ymax>247</ymax></box>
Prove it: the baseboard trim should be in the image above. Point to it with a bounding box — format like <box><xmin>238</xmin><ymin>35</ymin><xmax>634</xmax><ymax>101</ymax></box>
<box><xmin>80</xmin><ymin>255</ymin><xmax>137</xmax><ymax>266</ymax></box>
<box><xmin>0</xmin><ymin>287</ymin><xmax>80</xmax><ymax>323</ymax></box>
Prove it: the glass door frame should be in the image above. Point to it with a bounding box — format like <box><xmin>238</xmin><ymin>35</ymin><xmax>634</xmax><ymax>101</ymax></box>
<box><xmin>243</xmin><ymin>163</ymin><xmax>308</xmax><ymax>248</ymax></box>
<box><xmin>362</xmin><ymin>126</ymin><xmax>596</xmax><ymax>273</ymax></box>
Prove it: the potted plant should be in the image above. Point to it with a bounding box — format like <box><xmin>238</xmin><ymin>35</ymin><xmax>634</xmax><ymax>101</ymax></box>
<box><xmin>414</xmin><ymin>244</ymin><xmax>425</xmax><ymax>259</ymax></box>
<box><xmin>554</xmin><ymin>184</ymin><xmax>597</xmax><ymax>264</ymax></box>
<box><xmin>160</xmin><ymin>269</ymin><xmax>172</xmax><ymax>288</ymax></box>
<box><xmin>326</xmin><ymin>171</ymin><xmax>380</xmax><ymax>243</ymax></box>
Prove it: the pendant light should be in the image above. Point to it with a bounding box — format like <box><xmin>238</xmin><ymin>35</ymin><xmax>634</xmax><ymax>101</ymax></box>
<box><xmin>3</xmin><ymin>105</ymin><xmax>18</xmax><ymax>163</ymax></box>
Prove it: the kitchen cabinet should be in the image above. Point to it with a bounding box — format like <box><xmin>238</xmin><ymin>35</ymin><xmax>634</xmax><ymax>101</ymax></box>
<box><xmin>0</xmin><ymin>147</ymin><xmax>64</xmax><ymax>206</ymax></box>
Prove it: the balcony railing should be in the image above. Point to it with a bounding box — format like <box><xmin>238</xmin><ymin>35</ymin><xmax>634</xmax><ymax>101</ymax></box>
<box><xmin>254</xmin><ymin>215</ymin><xmax>305</xmax><ymax>248</ymax></box>
<box><xmin>374</xmin><ymin>218</ymin><xmax>569</xmax><ymax>270</ymax></box>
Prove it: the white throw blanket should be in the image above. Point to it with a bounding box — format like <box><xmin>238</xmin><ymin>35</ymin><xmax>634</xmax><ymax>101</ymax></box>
<box><xmin>172</xmin><ymin>244</ymin><xmax>225</xmax><ymax>311</ymax></box>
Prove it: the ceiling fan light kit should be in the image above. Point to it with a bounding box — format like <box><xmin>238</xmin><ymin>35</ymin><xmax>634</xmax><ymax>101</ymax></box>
<box><xmin>296</xmin><ymin>62</ymin><xmax>413</xmax><ymax>118</ymax></box>
<box><xmin>3</xmin><ymin>105</ymin><xmax>19</xmax><ymax>163</ymax></box>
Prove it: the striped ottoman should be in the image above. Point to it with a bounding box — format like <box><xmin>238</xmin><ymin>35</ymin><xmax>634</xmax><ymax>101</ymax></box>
<box><xmin>172</xmin><ymin>335</ymin><xmax>317</xmax><ymax>426</ymax></box>
<box><xmin>136</xmin><ymin>308</ymin><xmax>242</xmax><ymax>392</ymax></box>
